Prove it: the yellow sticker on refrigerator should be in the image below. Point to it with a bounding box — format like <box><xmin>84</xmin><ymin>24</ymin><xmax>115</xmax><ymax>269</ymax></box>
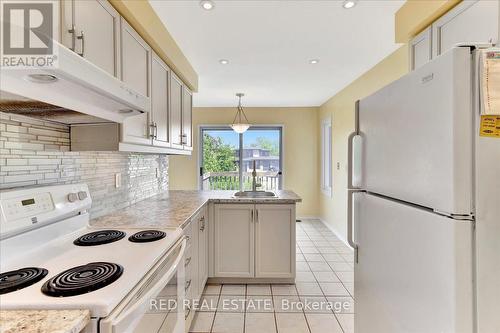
<box><xmin>479</xmin><ymin>115</ymin><xmax>500</xmax><ymax>138</ymax></box>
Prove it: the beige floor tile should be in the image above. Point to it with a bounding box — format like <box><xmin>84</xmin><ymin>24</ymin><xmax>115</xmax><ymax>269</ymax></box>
<box><xmin>246</xmin><ymin>295</ymin><xmax>274</xmax><ymax>312</ymax></box>
<box><xmin>296</xmin><ymin>271</ymin><xmax>316</xmax><ymax>282</ymax></box>
<box><xmin>326</xmin><ymin>296</ymin><xmax>355</xmax><ymax>314</ymax></box>
<box><xmin>308</xmin><ymin>262</ymin><xmax>332</xmax><ymax>272</ymax></box>
<box><xmin>303</xmin><ymin>254</ymin><xmax>325</xmax><ymax>262</ymax></box>
<box><xmin>322</xmin><ymin>253</ymin><xmax>344</xmax><ymax>262</ymax></box>
<box><xmin>328</xmin><ymin>262</ymin><xmax>353</xmax><ymax>272</ymax></box>
<box><xmin>275</xmin><ymin>313</ymin><xmax>310</xmax><ymax>333</ymax></box>
<box><xmin>273</xmin><ymin>295</ymin><xmax>302</xmax><ymax>312</ymax></box>
<box><xmin>247</xmin><ymin>284</ymin><xmax>272</xmax><ymax>295</ymax></box>
<box><xmin>197</xmin><ymin>295</ymin><xmax>219</xmax><ymax>312</ymax></box>
<box><xmin>189</xmin><ymin>311</ymin><xmax>215</xmax><ymax>332</ymax></box>
<box><xmin>203</xmin><ymin>284</ymin><xmax>222</xmax><ymax>295</ymax></box>
<box><xmin>212</xmin><ymin>312</ymin><xmax>244</xmax><ymax>333</ymax></box>
<box><xmin>300</xmin><ymin>296</ymin><xmax>332</xmax><ymax>313</ymax></box>
<box><xmin>296</xmin><ymin>253</ymin><xmax>306</xmax><ymax>262</ymax></box>
<box><xmin>313</xmin><ymin>271</ymin><xmax>340</xmax><ymax>283</ymax></box>
<box><xmin>296</xmin><ymin>282</ymin><xmax>323</xmax><ymax>296</ymax></box>
<box><xmin>296</xmin><ymin>262</ymin><xmax>311</xmax><ymax>272</ymax></box>
<box><xmin>271</xmin><ymin>284</ymin><xmax>298</xmax><ymax>296</ymax></box>
<box><xmin>319</xmin><ymin>282</ymin><xmax>350</xmax><ymax>296</ymax></box>
<box><xmin>312</xmin><ymin>241</ymin><xmax>331</xmax><ymax>247</ymax></box>
<box><xmin>300</xmin><ymin>246</ymin><xmax>319</xmax><ymax>254</ymax></box>
<box><xmin>218</xmin><ymin>295</ymin><xmax>246</xmax><ymax>312</ymax></box>
<box><xmin>221</xmin><ymin>284</ymin><xmax>246</xmax><ymax>295</ymax></box>
<box><xmin>336</xmin><ymin>271</ymin><xmax>354</xmax><ymax>283</ymax></box>
<box><xmin>317</xmin><ymin>247</ymin><xmax>338</xmax><ymax>254</ymax></box>
<box><xmin>336</xmin><ymin>313</ymin><xmax>354</xmax><ymax>333</ymax></box>
<box><xmin>306</xmin><ymin>313</ymin><xmax>343</xmax><ymax>333</ymax></box>
<box><xmin>245</xmin><ymin>313</ymin><xmax>277</xmax><ymax>333</ymax></box>
<box><xmin>343</xmin><ymin>282</ymin><xmax>354</xmax><ymax>296</ymax></box>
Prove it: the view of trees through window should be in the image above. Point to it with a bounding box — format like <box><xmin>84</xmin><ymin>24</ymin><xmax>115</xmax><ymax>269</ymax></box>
<box><xmin>201</xmin><ymin>127</ymin><xmax>282</xmax><ymax>191</ymax></box>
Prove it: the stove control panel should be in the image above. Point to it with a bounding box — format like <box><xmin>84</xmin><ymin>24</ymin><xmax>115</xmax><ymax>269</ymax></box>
<box><xmin>1</xmin><ymin>192</ymin><xmax>54</xmax><ymax>221</ymax></box>
<box><xmin>0</xmin><ymin>183</ymin><xmax>92</xmax><ymax>239</ymax></box>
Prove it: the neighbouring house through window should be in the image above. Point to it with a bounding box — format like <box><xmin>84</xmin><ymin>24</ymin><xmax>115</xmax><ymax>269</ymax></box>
<box><xmin>200</xmin><ymin>126</ymin><xmax>283</xmax><ymax>191</ymax></box>
<box><xmin>321</xmin><ymin>118</ymin><xmax>332</xmax><ymax>197</ymax></box>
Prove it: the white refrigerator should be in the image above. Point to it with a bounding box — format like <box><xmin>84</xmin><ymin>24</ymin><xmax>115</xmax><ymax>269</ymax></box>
<box><xmin>349</xmin><ymin>46</ymin><xmax>500</xmax><ymax>333</ymax></box>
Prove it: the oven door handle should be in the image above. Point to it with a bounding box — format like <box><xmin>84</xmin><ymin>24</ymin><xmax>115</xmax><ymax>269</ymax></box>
<box><xmin>100</xmin><ymin>237</ymin><xmax>187</xmax><ymax>333</ymax></box>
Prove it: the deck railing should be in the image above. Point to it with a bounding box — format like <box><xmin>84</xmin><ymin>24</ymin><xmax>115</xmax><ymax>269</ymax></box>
<box><xmin>202</xmin><ymin>171</ymin><xmax>280</xmax><ymax>191</ymax></box>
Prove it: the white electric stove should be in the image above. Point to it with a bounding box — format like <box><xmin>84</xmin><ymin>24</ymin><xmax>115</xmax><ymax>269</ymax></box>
<box><xmin>0</xmin><ymin>184</ymin><xmax>186</xmax><ymax>333</ymax></box>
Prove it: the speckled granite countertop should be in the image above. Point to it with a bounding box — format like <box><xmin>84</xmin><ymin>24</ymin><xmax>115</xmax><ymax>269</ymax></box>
<box><xmin>90</xmin><ymin>190</ymin><xmax>301</xmax><ymax>229</ymax></box>
<box><xmin>0</xmin><ymin>310</ymin><xmax>89</xmax><ymax>333</ymax></box>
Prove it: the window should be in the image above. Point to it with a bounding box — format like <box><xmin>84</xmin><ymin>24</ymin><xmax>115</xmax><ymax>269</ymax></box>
<box><xmin>200</xmin><ymin>126</ymin><xmax>283</xmax><ymax>191</ymax></box>
<box><xmin>321</xmin><ymin>118</ymin><xmax>332</xmax><ymax>197</ymax></box>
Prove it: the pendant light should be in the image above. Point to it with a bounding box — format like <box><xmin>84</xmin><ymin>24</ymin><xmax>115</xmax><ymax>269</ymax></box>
<box><xmin>231</xmin><ymin>93</ymin><xmax>250</xmax><ymax>133</ymax></box>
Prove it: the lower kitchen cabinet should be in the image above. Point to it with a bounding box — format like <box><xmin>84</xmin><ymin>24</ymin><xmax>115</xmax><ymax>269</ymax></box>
<box><xmin>183</xmin><ymin>206</ymin><xmax>209</xmax><ymax>332</ymax></box>
<box><xmin>214</xmin><ymin>204</ymin><xmax>255</xmax><ymax>278</ymax></box>
<box><xmin>255</xmin><ymin>204</ymin><xmax>295</xmax><ymax>278</ymax></box>
<box><xmin>213</xmin><ymin>203</ymin><xmax>295</xmax><ymax>279</ymax></box>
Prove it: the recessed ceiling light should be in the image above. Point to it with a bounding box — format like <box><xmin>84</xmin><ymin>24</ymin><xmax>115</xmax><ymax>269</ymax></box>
<box><xmin>219</xmin><ymin>59</ymin><xmax>229</xmax><ymax>65</ymax></box>
<box><xmin>309</xmin><ymin>59</ymin><xmax>320</xmax><ymax>65</ymax></box>
<box><xmin>342</xmin><ymin>0</ymin><xmax>357</xmax><ymax>9</ymax></box>
<box><xmin>200</xmin><ymin>0</ymin><xmax>215</xmax><ymax>10</ymax></box>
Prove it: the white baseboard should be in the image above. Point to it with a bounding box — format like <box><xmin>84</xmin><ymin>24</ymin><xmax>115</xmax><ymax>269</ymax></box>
<box><xmin>317</xmin><ymin>218</ymin><xmax>351</xmax><ymax>249</ymax></box>
<box><xmin>296</xmin><ymin>216</ymin><xmax>321</xmax><ymax>220</ymax></box>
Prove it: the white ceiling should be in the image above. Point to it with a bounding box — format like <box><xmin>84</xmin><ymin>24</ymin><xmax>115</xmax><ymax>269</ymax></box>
<box><xmin>149</xmin><ymin>0</ymin><xmax>404</xmax><ymax>107</ymax></box>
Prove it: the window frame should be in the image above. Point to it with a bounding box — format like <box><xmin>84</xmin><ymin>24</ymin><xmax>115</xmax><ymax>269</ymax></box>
<box><xmin>321</xmin><ymin>117</ymin><xmax>333</xmax><ymax>197</ymax></box>
<box><xmin>198</xmin><ymin>125</ymin><xmax>284</xmax><ymax>191</ymax></box>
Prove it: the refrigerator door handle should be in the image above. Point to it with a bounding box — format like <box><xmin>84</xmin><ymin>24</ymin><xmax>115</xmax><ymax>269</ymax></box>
<box><xmin>348</xmin><ymin>132</ymin><xmax>362</xmax><ymax>189</ymax></box>
<box><xmin>348</xmin><ymin>189</ymin><xmax>363</xmax><ymax>263</ymax></box>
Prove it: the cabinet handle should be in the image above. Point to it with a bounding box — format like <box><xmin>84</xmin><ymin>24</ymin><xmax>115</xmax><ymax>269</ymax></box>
<box><xmin>184</xmin><ymin>306</ymin><xmax>191</xmax><ymax>320</ymax></box>
<box><xmin>68</xmin><ymin>25</ymin><xmax>76</xmax><ymax>51</ymax></box>
<box><xmin>149</xmin><ymin>123</ymin><xmax>155</xmax><ymax>139</ymax></box>
<box><xmin>200</xmin><ymin>216</ymin><xmax>205</xmax><ymax>231</ymax></box>
<box><xmin>77</xmin><ymin>30</ymin><xmax>85</xmax><ymax>57</ymax></box>
<box><xmin>185</xmin><ymin>257</ymin><xmax>192</xmax><ymax>267</ymax></box>
<box><xmin>185</xmin><ymin>279</ymin><xmax>192</xmax><ymax>291</ymax></box>
<box><xmin>256</xmin><ymin>209</ymin><xmax>259</xmax><ymax>223</ymax></box>
<box><xmin>251</xmin><ymin>210</ymin><xmax>254</xmax><ymax>222</ymax></box>
<box><xmin>154</xmin><ymin>122</ymin><xmax>158</xmax><ymax>139</ymax></box>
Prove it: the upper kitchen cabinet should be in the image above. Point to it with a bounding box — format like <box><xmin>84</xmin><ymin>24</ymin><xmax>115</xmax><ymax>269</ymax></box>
<box><xmin>182</xmin><ymin>86</ymin><xmax>193</xmax><ymax>151</ymax></box>
<box><xmin>61</xmin><ymin>0</ymin><xmax>120</xmax><ymax>77</ymax></box>
<box><xmin>432</xmin><ymin>0</ymin><xmax>499</xmax><ymax>58</ymax></box>
<box><xmin>120</xmin><ymin>17</ymin><xmax>152</xmax><ymax>146</ymax></box>
<box><xmin>170</xmin><ymin>72</ymin><xmax>184</xmax><ymax>149</ymax></box>
<box><xmin>409</xmin><ymin>27</ymin><xmax>432</xmax><ymax>70</ymax></box>
<box><xmin>151</xmin><ymin>53</ymin><xmax>171</xmax><ymax>148</ymax></box>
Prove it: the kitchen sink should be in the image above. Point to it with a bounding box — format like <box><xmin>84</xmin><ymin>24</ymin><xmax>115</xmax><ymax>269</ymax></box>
<box><xmin>233</xmin><ymin>191</ymin><xmax>277</xmax><ymax>198</ymax></box>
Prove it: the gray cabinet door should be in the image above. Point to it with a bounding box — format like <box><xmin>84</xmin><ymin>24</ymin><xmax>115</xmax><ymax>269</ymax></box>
<box><xmin>214</xmin><ymin>204</ymin><xmax>255</xmax><ymax>278</ymax></box>
<box><xmin>432</xmin><ymin>0</ymin><xmax>499</xmax><ymax>58</ymax></box>
<box><xmin>151</xmin><ymin>53</ymin><xmax>170</xmax><ymax>147</ymax></box>
<box><xmin>170</xmin><ymin>73</ymin><xmax>184</xmax><ymax>149</ymax></box>
<box><xmin>120</xmin><ymin>17</ymin><xmax>152</xmax><ymax>146</ymax></box>
<box><xmin>182</xmin><ymin>86</ymin><xmax>193</xmax><ymax>150</ymax></box>
<box><xmin>409</xmin><ymin>27</ymin><xmax>432</xmax><ymax>70</ymax></box>
<box><xmin>71</xmin><ymin>0</ymin><xmax>120</xmax><ymax>77</ymax></box>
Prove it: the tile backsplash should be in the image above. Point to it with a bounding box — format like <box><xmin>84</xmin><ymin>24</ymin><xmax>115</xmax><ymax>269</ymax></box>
<box><xmin>0</xmin><ymin>112</ymin><xmax>169</xmax><ymax>218</ymax></box>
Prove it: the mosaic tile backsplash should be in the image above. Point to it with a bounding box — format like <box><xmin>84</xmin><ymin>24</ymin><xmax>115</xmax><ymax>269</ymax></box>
<box><xmin>0</xmin><ymin>112</ymin><xmax>169</xmax><ymax>218</ymax></box>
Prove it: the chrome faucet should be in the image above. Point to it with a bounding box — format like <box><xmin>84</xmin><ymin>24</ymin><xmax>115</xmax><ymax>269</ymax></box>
<box><xmin>251</xmin><ymin>160</ymin><xmax>262</xmax><ymax>191</ymax></box>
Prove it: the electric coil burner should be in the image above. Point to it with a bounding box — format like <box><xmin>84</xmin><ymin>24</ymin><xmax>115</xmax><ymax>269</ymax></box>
<box><xmin>41</xmin><ymin>262</ymin><xmax>123</xmax><ymax>297</ymax></box>
<box><xmin>0</xmin><ymin>267</ymin><xmax>48</xmax><ymax>294</ymax></box>
<box><xmin>129</xmin><ymin>230</ymin><xmax>166</xmax><ymax>243</ymax></box>
<box><xmin>74</xmin><ymin>230</ymin><xmax>125</xmax><ymax>246</ymax></box>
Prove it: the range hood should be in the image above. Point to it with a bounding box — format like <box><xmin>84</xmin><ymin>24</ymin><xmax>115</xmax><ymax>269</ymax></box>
<box><xmin>0</xmin><ymin>43</ymin><xmax>150</xmax><ymax>124</ymax></box>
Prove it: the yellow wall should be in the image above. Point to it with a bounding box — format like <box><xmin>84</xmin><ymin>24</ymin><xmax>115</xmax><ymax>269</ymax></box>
<box><xmin>317</xmin><ymin>45</ymin><xmax>409</xmax><ymax>241</ymax></box>
<box><xmin>168</xmin><ymin>107</ymin><xmax>320</xmax><ymax>217</ymax></box>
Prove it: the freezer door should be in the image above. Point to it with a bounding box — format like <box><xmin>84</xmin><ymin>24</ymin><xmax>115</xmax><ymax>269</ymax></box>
<box><xmin>354</xmin><ymin>192</ymin><xmax>473</xmax><ymax>333</ymax></box>
<box><xmin>358</xmin><ymin>47</ymin><xmax>473</xmax><ymax>215</ymax></box>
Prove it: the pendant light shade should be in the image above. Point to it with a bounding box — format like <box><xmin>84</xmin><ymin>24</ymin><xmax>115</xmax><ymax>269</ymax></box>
<box><xmin>231</xmin><ymin>93</ymin><xmax>250</xmax><ymax>133</ymax></box>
